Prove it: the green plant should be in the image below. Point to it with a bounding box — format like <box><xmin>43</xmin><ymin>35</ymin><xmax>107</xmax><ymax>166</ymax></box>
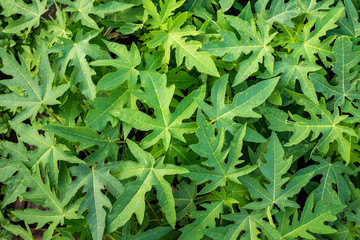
<box><xmin>0</xmin><ymin>0</ymin><xmax>360</xmax><ymax>239</ymax></box>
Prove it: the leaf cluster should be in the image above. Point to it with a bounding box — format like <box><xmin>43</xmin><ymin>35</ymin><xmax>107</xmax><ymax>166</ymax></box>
<box><xmin>1</xmin><ymin>0</ymin><xmax>360</xmax><ymax>240</ymax></box>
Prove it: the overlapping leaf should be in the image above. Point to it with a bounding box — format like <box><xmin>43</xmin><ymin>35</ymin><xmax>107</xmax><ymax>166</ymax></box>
<box><xmin>0</xmin><ymin>0</ymin><xmax>47</xmax><ymax>33</ymax></box>
<box><xmin>0</xmin><ymin>48</ymin><xmax>68</xmax><ymax>122</ymax></box>
<box><xmin>62</xmin><ymin>161</ymin><xmax>123</xmax><ymax>240</ymax></box>
<box><xmin>49</xmin><ymin>30</ymin><xmax>109</xmax><ymax>100</ymax></box>
<box><xmin>196</xmin><ymin>74</ymin><xmax>278</xmax><ymax>136</ymax></box>
<box><xmin>111</xmin><ymin>71</ymin><xmax>205</xmax><ymax>150</ymax></box>
<box><xmin>184</xmin><ymin>111</ymin><xmax>257</xmax><ymax>194</ymax></box>
<box><xmin>147</xmin><ymin>12</ymin><xmax>219</xmax><ymax>77</ymax></box>
<box><xmin>203</xmin><ymin>12</ymin><xmax>276</xmax><ymax>85</ymax></box>
<box><xmin>106</xmin><ymin>140</ymin><xmax>188</xmax><ymax>232</ymax></box>
<box><xmin>43</xmin><ymin>124</ymin><xmax>120</xmax><ymax>165</ymax></box>
<box><xmin>239</xmin><ymin>132</ymin><xmax>313</xmax><ymax>211</ymax></box>
<box><xmin>57</xmin><ymin>0</ymin><xmax>133</xmax><ymax>29</ymax></box>
<box><xmin>261</xmin><ymin>92</ymin><xmax>357</xmax><ymax>163</ymax></box>
<box><xmin>311</xmin><ymin>36</ymin><xmax>360</xmax><ymax>107</ymax></box>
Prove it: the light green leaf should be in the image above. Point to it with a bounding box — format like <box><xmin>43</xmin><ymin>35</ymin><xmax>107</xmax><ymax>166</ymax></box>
<box><xmin>143</xmin><ymin>0</ymin><xmax>185</xmax><ymax>28</ymax></box>
<box><xmin>287</xmin><ymin>7</ymin><xmax>344</xmax><ymax>65</ymax></box>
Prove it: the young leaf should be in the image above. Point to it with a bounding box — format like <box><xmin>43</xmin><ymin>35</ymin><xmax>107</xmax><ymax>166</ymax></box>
<box><xmin>239</xmin><ymin>132</ymin><xmax>313</xmax><ymax>211</ymax></box>
<box><xmin>111</xmin><ymin>71</ymin><xmax>205</xmax><ymax>150</ymax></box>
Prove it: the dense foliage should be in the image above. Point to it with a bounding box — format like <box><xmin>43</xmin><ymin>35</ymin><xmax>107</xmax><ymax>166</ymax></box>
<box><xmin>1</xmin><ymin>0</ymin><xmax>360</xmax><ymax>239</ymax></box>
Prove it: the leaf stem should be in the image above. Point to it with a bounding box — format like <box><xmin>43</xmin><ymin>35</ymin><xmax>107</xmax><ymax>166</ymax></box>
<box><xmin>44</xmin><ymin>105</ymin><xmax>63</xmax><ymax>124</ymax></box>
<box><xmin>146</xmin><ymin>199</ymin><xmax>161</xmax><ymax>225</ymax></box>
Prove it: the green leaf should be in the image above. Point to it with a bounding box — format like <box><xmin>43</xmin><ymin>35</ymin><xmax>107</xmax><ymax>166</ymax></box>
<box><xmin>179</xmin><ymin>201</ymin><xmax>224</xmax><ymax>240</ymax></box>
<box><xmin>239</xmin><ymin>132</ymin><xmax>313</xmax><ymax>211</ymax></box>
<box><xmin>63</xmin><ymin>161</ymin><xmax>124</xmax><ymax>240</ymax></box>
<box><xmin>85</xmin><ymin>85</ymin><xmax>134</xmax><ymax>130</ymax></box>
<box><xmin>111</xmin><ymin>71</ymin><xmax>205</xmax><ymax>150</ymax></box>
<box><xmin>295</xmin><ymin>156</ymin><xmax>355</xmax><ymax>204</ymax></box>
<box><xmin>57</xmin><ymin>0</ymin><xmax>133</xmax><ymax>29</ymax></box>
<box><xmin>203</xmin><ymin>210</ymin><xmax>282</xmax><ymax>240</ymax></box>
<box><xmin>260</xmin><ymin>52</ymin><xmax>321</xmax><ymax>104</ymax></box>
<box><xmin>147</xmin><ymin>12</ymin><xmax>219</xmax><ymax>76</ymax></box>
<box><xmin>91</xmin><ymin>41</ymin><xmax>141</xmax><ymax>90</ymax></box>
<box><xmin>43</xmin><ymin>124</ymin><xmax>120</xmax><ymax>165</ymax></box>
<box><xmin>287</xmin><ymin>7</ymin><xmax>344</xmax><ymax>65</ymax></box>
<box><xmin>12</xmin><ymin>167</ymin><xmax>76</xmax><ymax>239</ymax></box>
<box><xmin>184</xmin><ymin>111</ymin><xmax>257</xmax><ymax>194</ymax></box>
<box><xmin>276</xmin><ymin>194</ymin><xmax>345</xmax><ymax>239</ymax></box>
<box><xmin>332</xmin><ymin>0</ymin><xmax>360</xmax><ymax>37</ymax></box>
<box><xmin>0</xmin><ymin>0</ymin><xmax>47</xmax><ymax>33</ymax></box>
<box><xmin>261</xmin><ymin>92</ymin><xmax>357</xmax><ymax>163</ymax></box>
<box><xmin>10</xmin><ymin>122</ymin><xmax>83</xmax><ymax>186</ymax></box>
<box><xmin>219</xmin><ymin>0</ymin><xmax>234</xmax><ymax>12</ymax></box>
<box><xmin>118</xmin><ymin>226</ymin><xmax>173</xmax><ymax>240</ymax></box>
<box><xmin>196</xmin><ymin>74</ymin><xmax>278</xmax><ymax>135</ymax></box>
<box><xmin>311</xmin><ymin>36</ymin><xmax>360</xmax><ymax>107</ymax></box>
<box><xmin>49</xmin><ymin>30</ymin><xmax>109</xmax><ymax>100</ymax></box>
<box><xmin>0</xmin><ymin>48</ymin><xmax>68</xmax><ymax>123</ymax></box>
<box><xmin>255</xmin><ymin>0</ymin><xmax>300</xmax><ymax>28</ymax></box>
<box><xmin>106</xmin><ymin>140</ymin><xmax>188</xmax><ymax>232</ymax></box>
<box><xmin>203</xmin><ymin>13</ymin><xmax>276</xmax><ymax>85</ymax></box>
<box><xmin>143</xmin><ymin>0</ymin><xmax>185</xmax><ymax>28</ymax></box>
<box><xmin>174</xmin><ymin>181</ymin><xmax>197</xmax><ymax>221</ymax></box>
